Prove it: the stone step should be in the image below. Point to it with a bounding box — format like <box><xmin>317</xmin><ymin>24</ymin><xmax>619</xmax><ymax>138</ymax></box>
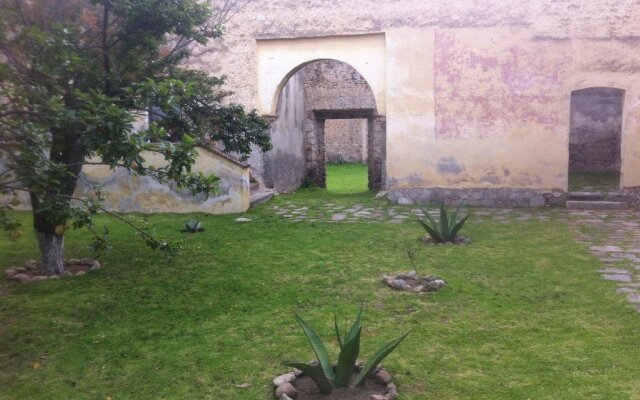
<box><xmin>566</xmin><ymin>200</ymin><xmax>628</xmax><ymax>210</ymax></box>
<box><xmin>567</xmin><ymin>191</ymin><xmax>623</xmax><ymax>201</ymax></box>
<box><xmin>250</xmin><ymin>190</ymin><xmax>275</xmax><ymax>208</ymax></box>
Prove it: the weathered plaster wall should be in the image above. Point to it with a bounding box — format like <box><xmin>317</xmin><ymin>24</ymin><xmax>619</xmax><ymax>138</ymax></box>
<box><xmin>77</xmin><ymin>148</ymin><xmax>250</xmax><ymax>214</ymax></box>
<box><xmin>193</xmin><ymin>0</ymin><xmax>640</xmax><ymax>203</ymax></box>
<box><xmin>262</xmin><ymin>71</ymin><xmax>306</xmax><ymax>192</ymax></box>
<box><xmin>569</xmin><ymin>87</ymin><xmax>623</xmax><ymax>173</ymax></box>
<box><xmin>4</xmin><ymin>147</ymin><xmax>250</xmax><ymax>214</ymax></box>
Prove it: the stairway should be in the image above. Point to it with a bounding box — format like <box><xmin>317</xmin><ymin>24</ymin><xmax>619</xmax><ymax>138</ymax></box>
<box><xmin>249</xmin><ymin>181</ymin><xmax>275</xmax><ymax>208</ymax></box>
<box><xmin>566</xmin><ymin>191</ymin><xmax>628</xmax><ymax>210</ymax></box>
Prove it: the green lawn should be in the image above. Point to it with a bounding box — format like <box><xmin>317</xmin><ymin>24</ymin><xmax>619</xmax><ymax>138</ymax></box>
<box><xmin>1</xmin><ymin>167</ymin><xmax>639</xmax><ymax>399</ymax></box>
<box><xmin>326</xmin><ymin>163</ymin><xmax>368</xmax><ymax>194</ymax></box>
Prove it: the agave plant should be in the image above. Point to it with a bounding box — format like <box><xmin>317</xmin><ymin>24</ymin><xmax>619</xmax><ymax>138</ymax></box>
<box><xmin>284</xmin><ymin>310</ymin><xmax>409</xmax><ymax>394</ymax></box>
<box><xmin>182</xmin><ymin>218</ymin><xmax>204</xmax><ymax>233</ymax></box>
<box><xmin>418</xmin><ymin>202</ymin><xmax>468</xmax><ymax>243</ymax></box>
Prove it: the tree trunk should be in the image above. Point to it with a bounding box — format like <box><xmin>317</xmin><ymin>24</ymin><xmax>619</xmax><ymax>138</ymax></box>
<box><xmin>36</xmin><ymin>232</ymin><xmax>65</xmax><ymax>275</ymax></box>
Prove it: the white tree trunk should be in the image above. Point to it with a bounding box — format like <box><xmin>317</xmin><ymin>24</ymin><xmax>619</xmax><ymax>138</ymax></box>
<box><xmin>36</xmin><ymin>233</ymin><xmax>65</xmax><ymax>275</ymax></box>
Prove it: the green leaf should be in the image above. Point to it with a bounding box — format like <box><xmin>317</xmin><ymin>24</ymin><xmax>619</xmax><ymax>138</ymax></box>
<box><xmin>334</xmin><ymin>326</ymin><xmax>361</xmax><ymax>388</ymax></box>
<box><xmin>283</xmin><ymin>362</ymin><xmax>333</xmax><ymax>394</ymax></box>
<box><xmin>417</xmin><ymin>218</ymin><xmax>442</xmax><ymax>242</ymax></box>
<box><xmin>449</xmin><ymin>214</ymin><xmax>469</xmax><ymax>240</ymax></box>
<box><xmin>354</xmin><ymin>331</ymin><xmax>411</xmax><ymax>387</ymax></box>
<box><xmin>295</xmin><ymin>313</ymin><xmax>335</xmax><ymax>382</ymax></box>
<box><xmin>439</xmin><ymin>203</ymin><xmax>449</xmax><ymax>239</ymax></box>
<box><xmin>344</xmin><ymin>309</ymin><xmax>362</xmax><ymax>344</ymax></box>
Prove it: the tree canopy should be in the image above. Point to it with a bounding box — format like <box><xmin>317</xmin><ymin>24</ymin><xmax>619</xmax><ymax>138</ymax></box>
<box><xmin>0</xmin><ymin>0</ymin><xmax>271</xmax><ymax>274</ymax></box>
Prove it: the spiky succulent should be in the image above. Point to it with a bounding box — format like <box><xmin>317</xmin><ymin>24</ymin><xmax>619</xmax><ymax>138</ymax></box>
<box><xmin>418</xmin><ymin>203</ymin><xmax>469</xmax><ymax>243</ymax></box>
<box><xmin>284</xmin><ymin>310</ymin><xmax>409</xmax><ymax>394</ymax></box>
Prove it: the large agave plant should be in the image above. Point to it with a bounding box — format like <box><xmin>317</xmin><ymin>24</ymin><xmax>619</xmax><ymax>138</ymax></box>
<box><xmin>284</xmin><ymin>310</ymin><xmax>409</xmax><ymax>394</ymax></box>
<box><xmin>418</xmin><ymin>203</ymin><xmax>468</xmax><ymax>243</ymax></box>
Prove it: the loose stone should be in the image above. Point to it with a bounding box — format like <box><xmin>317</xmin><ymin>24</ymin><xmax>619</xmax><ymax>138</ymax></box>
<box><xmin>374</xmin><ymin>369</ymin><xmax>392</xmax><ymax>385</ymax></box>
<box><xmin>273</xmin><ymin>372</ymin><xmax>296</xmax><ymax>387</ymax></box>
<box><xmin>13</xmin><ymin>273</ymin><xmax>31</xmax><ymax>283</ymax></box>
<box><xmin>275</xmin><ymin>383</ymin><xmax>297</xmax><ymax>399</ymax></box>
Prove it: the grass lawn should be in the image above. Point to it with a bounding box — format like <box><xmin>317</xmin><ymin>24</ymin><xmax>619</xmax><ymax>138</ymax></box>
<box><xmin>1</xmin><ymin>166</ymin><xmax>639</xmax><ymax>399</ymax></box>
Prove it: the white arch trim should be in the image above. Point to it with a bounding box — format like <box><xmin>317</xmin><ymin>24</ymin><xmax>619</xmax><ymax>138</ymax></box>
<box><xmin>256</xmin><ymin>33</ymin><xmax>386</xmax><ymax>115</ymax></box>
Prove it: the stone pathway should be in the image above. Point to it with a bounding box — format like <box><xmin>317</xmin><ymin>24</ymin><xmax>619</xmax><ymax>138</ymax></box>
<box><xmin>568</xmin><ymin>209</ymin><xmax>640</xmax><ymax>313</ymax></box>
<box><xmin>269</xmin><ymin>202</ymin><xmax>640</xmax><ymax>312</ymax></box>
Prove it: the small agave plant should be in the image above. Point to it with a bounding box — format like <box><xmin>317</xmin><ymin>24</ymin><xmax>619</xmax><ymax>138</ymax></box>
<box><xmin>417</xmin><ymin>202</ymin><xmax>469</xmax><ymax>243</ymax></box>
<box><xmin>284</xmin><ymin>310</ymin><xmax>409</xmax><ymax>394</ymax></box>
<box><xmin>182</xmin><ymin>218</ymin><xmax>204</xmax><ymax>233</ymax></box>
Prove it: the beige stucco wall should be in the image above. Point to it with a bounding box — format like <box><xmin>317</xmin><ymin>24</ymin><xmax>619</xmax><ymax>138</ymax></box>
<box><xmin>195</xmin><ymin>0</ymin><xmax>640</xmax><ymax>193</ymax></box>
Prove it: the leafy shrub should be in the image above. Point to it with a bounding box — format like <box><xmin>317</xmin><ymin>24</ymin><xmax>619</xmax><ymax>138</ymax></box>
<box><xmin>182</xmin><ymin>219</ymin><xmax>204</xmax><ymax>233</ymax></box>
<box><xmin>284</xmin><ymin>310</ymin><xmax>409</xmax><ymax>394</ymax></box>
<box><xmin>418</xmin><ymin>203</ymin><xmax>468</xmax><ymax>243</ymax></box>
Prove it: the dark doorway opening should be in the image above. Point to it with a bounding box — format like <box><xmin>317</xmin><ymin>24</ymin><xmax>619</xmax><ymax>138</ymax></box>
<box><xmin>568</xmin><ymin>87</ymin><xmax>624</xmax><ymax>192</ymax></box>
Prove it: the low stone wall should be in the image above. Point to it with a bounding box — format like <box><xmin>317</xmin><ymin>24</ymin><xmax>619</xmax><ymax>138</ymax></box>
<box><xmin>387</xmin><ymin>187</ymin><xmax>567</xmax><ymax>208</ymax></box>
<box><xmin>3</xmin><ymin>146</ymin><xmax>250</xmax><ymax>215</ymax></box>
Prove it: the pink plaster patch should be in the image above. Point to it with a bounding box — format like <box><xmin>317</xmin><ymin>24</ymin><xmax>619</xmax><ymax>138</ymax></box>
<box><xmin>434</xmin><ymin>29</ymin><xmax>571</xmax><ymax>138</ymax></box>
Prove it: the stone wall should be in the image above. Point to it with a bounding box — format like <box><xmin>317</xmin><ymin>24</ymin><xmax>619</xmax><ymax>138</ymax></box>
<box><xmin>325</xmin><ymin>119</ymin><xmax>367</xmax><ymax>163</ymax></box>
<box><xmin>569</xmin><ymin>87</ymin><xmax>624</xmax><ymax>173</ymax></box>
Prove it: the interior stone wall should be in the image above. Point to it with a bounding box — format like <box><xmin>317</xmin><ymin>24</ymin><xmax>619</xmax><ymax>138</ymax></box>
<box><xmin>569</xmin><ymin>87</ymin><xmax>624</xmax><ymax>173</ymax></box>
<box><xmin>325</xmin><ymin>119</ymin><xmax>368</xmax><ymax>163</ymax></box>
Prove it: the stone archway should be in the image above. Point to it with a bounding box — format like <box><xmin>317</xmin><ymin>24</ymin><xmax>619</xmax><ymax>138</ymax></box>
<box><xmin>262</xmin><ymin>58</ymin><xmax>386</xmax><ymax>192</ymax></box>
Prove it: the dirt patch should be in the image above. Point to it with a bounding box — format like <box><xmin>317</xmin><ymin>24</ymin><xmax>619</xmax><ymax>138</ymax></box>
<box><xmin>295</xmin><ymin>376</ymin><xmax>388</xmax><ymax>400</ymax></box>
<box><xmin>420</xmin><ymin>235</ymin><xmax>471</xmax><ymax>245</ymax></box>
<box><xmin>382</xmin><ymin>272</ymin><xmax>446</xmax><ymax>293</ymax></box>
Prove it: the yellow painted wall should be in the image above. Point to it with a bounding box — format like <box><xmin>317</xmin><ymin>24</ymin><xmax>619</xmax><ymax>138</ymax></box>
<box><xmin>77</xmin><ymin>147</ymin><xmax>250</xmax><ymax>214</ymax></box>
<box><xmin>249</xmin><ymin>22</ymin><xmax>640</xmax><ymax>193</ymax></box>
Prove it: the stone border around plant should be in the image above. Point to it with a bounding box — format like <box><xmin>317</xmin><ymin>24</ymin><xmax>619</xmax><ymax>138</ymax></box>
<box><xmin>382</xmin><ymin>272</ymin><xmax>447</xmax><ymax>293</ymax></box>
<box><xmin>4</xmin><ymin>258</ymin><xmax>102</xmax><ymax>283</ymax></box>
<box><xmin>420</xmin><ymin>235</ymin><xmax>472</xmax><ymax>245</ymax></box>
<box><xmin>272</xmin><ymin>365</ymin><xmax>398</xmax><ymax>400</ymax></box>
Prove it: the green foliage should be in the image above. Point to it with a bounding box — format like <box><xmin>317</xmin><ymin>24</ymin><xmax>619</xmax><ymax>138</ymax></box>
<box><xmin>0</xmin><ymin>0</ymin><xmax>269</xmax><ymax>266</ymax></box>
<box><xmin>418</xmin><ymin>203</ymin><xmax>469</xmax><ymax>243</ymax></box>
<box><xmin>182</xmin><ymin>218</ymin><xmax>204</xmax><ymax>233</ymax></box>
<box><xmin>284</xmin><ymin>310</ymin><xmax>409</xmax><ymax>393</ymax></box>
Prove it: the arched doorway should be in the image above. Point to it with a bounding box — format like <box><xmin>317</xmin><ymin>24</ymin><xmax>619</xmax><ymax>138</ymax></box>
<box><xmin>568</xmin><ymin>87</ymin><xmax>624</xmax><ymax>192</ymax></box>
<box><xmin>263</xmin><ymin>59</ymin><xmax>386</xmax><ymax>193</ymax></box>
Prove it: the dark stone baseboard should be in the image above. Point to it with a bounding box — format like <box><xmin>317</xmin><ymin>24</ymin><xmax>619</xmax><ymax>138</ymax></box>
<box><xmin>387</xmin><ymin>187</ymin><xmax>567</xmax><ymax>208</ymax></box>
